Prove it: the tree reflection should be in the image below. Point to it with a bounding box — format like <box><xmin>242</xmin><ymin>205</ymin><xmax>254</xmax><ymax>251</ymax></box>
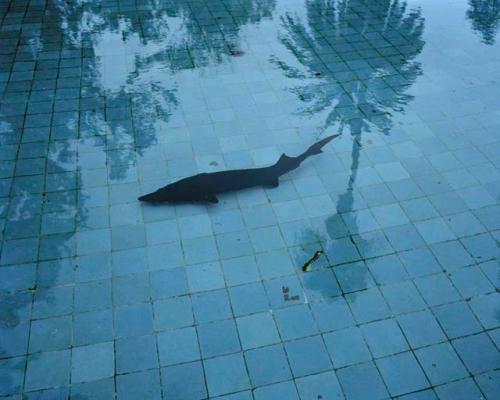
<box><xmin>467</xmin><ymin>0</ymin><xmax>500</xmax><ymax>45</ymax></box>
<box><xmin>280</xmin><ymin>0</ymin><xmax>425</xmax><ymax>298</ymax></box>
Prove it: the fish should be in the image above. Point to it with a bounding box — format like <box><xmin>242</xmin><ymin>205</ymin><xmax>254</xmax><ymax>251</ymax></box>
<box><xmin>138</xmin><ymin>134</ymin><xmax>339</xmax><ymax>204</ymax></box>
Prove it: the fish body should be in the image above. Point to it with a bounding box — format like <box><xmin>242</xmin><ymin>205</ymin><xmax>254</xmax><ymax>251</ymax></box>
<box><xmin>139</xmin><ymin>134</ymin><xmax>339</xmax><ymax>204</ymax></box>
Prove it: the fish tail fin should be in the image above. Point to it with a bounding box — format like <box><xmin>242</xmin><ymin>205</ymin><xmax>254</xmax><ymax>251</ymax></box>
<box><xmin>303</xmin><ymin>134</ymin><xmax>340</xmax><ymax>157</ymax></box>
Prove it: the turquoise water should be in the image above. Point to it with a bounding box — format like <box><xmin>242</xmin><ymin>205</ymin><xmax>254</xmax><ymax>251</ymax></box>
<box><xmin>0</xmin><ymin>0</ymin><xmax>499</xmax><ymax>398</ymax></box>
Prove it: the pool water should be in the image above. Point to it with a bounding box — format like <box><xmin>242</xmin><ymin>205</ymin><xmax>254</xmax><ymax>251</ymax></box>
<box><xmin>0</xmin><ymin>0</ymin><xmax>499</xmax><ymax>398</ymax></box>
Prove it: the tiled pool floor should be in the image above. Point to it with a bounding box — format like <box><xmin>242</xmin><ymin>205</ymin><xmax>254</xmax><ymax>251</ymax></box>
<box><xmin>1</xmin><ymin>0</ymin><xmax>499</xmax><ymax>398</ymax></box>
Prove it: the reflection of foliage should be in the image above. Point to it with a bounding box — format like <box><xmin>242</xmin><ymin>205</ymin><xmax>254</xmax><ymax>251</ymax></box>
<box><xmin>290</xmin><ymin>0</ymin><xmax>426</xmax><ymax>299</ymax></box>
<box><xmin>274</xmin><ymin>0</ymin><xmax>425</xmax><ymax>136</ymax></box>
<box><xmin>467</xmin><ymin>0</ymin><xmax>500</xmax><ymax>45</ymax></box>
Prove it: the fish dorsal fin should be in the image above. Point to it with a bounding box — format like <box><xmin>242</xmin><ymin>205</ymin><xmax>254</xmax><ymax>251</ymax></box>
<box><xmin>278</xmin><ymin>153</ymin><xmax>293</xmax><ymax>163</ymax></box>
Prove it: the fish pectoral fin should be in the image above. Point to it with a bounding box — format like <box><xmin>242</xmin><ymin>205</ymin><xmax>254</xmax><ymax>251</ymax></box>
<box><xmin>204</xmin><ymin>195</ymin><xmax>219</xmax><ymax>203</ymax></box>
<box><xmin>265</xmin><ymin>178</ymin><xmax>279</xmax><ymax>188</ymax></box>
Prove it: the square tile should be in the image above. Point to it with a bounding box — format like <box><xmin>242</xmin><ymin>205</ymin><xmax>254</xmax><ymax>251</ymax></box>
<box><xmin>301</xmin><ymin>268</ymin><xmax>342</xmax><ymax>300</ymax></box>
<box><xmin>310</xmin><ymin>297</ymin><xmax>355</xmax><ymax>332</ymax></box>
<box><xmin>150</xmin><ymin>267</ymin><xmax>188</xmax><ymax>299</ymax></box>
<box><xmin>71</xmin><ymin>378</ymin><xmax>115</xmax><ymax>400</ymax></box>
<box><xmin>116</xmin><ymin>369</ymin><xmax>162</xmax><ymax>400</ymax></box>
<box><xmin>415</xmin><ymin>218</ymin><xmax>456</xmax><ymax>244</ymax></box>
<box><xmin>284</xmin><ymin>335</ymin><xmax>332</xmax><ymax>378</ymax></box>
<box><xmin>198</xmin><ymin>319</ymin><xmax>240</xmax><ymax>358</ymax></box>
<box><xmin>71</xmin><ymin>342</ymin><xmax>114</xmax><ymax>383</ymax></box>
<box><xmin>295</xmin><ymin>371</ymin><xmax>344</xmax><ymax>400</ymax></box>
<box><xmin>449</xmin><ymin>265</ymin><xmax>494</xmax><ymax>298</ymax></box>
<box><xmin>398</xmin><ymin>247</ymin><xmax>441</xmax><ymax>277</ymax></box>
<box><xmin>381</xmin><ymin>281</ymin><xmax>426</xmax><ymax>314</ymax></box>
<box><xmin>236</xmin><ymin>312</ymin><xmax>280</xmax><ymax>350</ymax></box>
<box><xmin>255</xmin><ymin>249</ymin><xmax>295</xmax><ymax>279</ymax></box>
<box><xmin>345</xmin><ymin>288</ymin><xmax>391</xmax><ymax>324</ymax></box>
<box><xmin>29</xmin><ymin>316</ymin><xmax>72</xmax><ymax>353</ymax></box>
<box><xmin>264</xmin><ymin>275</ymin><xmax>305</xmax><ymax>309</ymax></box>
<box><xmin>334</xmin><ymin>261</ymin><xmax>374</xmax><ymax>293</ymax></box>
<box><xmin>452</xmin><ymin>333</ymin><xmax>500</xmax><ymax>374</ymax></box>
<box><xmin>25</xmin><ymin>350</ymin><xmax>70</xmax><ymax>391</ymax></box>
<box><xmin>434</xmin><ymin>378</ymin><xmax>483</xmax><ymax>400</ymax></box>
<box><xmin>361</xmin><ymin>319</ymin><xmax>409</xmax><ymax>358</ymax></box>
<box><xmin>73</xmin><ymin>309</ymin><xmax>113</xmax><ymax>346</ymax></box>
<box><xmin>470</xmin><ymin>292</ymin><xmax>500</xmax><ymax>329</ymax></box>
<box><xmin>116</xmin><ymin>335</ymin><xmax>158</xmax><ymax>374</ymax></box>
<box><xmin>114</xmin><ymin>303</ymin><xmax>154</xmax><ymax>338</ymax></box>
<box><xmin>153</xmin><ymin>296</ymin><xmax>194</xmax><ymax>331</ymax></box>
<box><xmin>161</xmin><ymin>361</ymin><xmax>207</xmax><ymax>400</ymax></box>
<box><xmin>192</xmin><ymin>289</ymin><xmax>232</xmax><ymax>323</ymax></box>
<box><xmin>274</xmin><ymin>304</ymin><xmax>318</xmax><ymax>340</ymax></box>
<box><xmin>398</xmin><ymin>310</ymin><xmax>446</xmax><ymax>348</ymax></box>
<box><xmin>204</xmin><ymin>353</ymin><xmax>250</xmax><ymax>397</ymax></box>
<box><xmin>186</xmin><ymin>261</ymin><xmax>225</xmax><ymax>292</ymax></box>
<box><xmin>74</xmin><ymin>280</ymin><xmax>112</xmax><ymax>312</ymax></box>
<box><xmin>337</xmin><ymin>361</ymin><xmax>389</xmax><ymax>400</ymax></box>
<box><xmin>112</xmin><ymin>273</ymin><xmax>150</xmax><ymax>305</ymax></box>
<box><xmin>413</xmin><ymin>273</ymin><xmax>460</xmax><ymax>306</ymax></box>
<box><xmin>324</xmin><ymin>327</ymin><xmax>371</xmax><ymax>368</ymax></box>
<box><xmin>415</xmin><ymin>342</ymin><xmax>468</xmax><ymax>385</ymax></box>
<box><xmin>430</xmin><ymin>240</ymin><xmax>474</xmax><ymax>270</ymax></box>
<box><xmin>433</xmin><ymin>301</ymin><xmax>483</xmax><ymax>339</ymax></box>
<box><xmin>157</xmin><ymin>327</ymin><xmax>200</xmax><ymax>366</ymax></box>
<box><xmin>229</xmin><ymin>281</ymin><xmax>269</xmax><ymax>316</ymax></box>
<box><xmin>245</xmin><ymin>344</ymin><xmax>292</xmax><ymax>386</ymax></box>
<box><xmin>0</xmin><ymin>357</ymin><xmax>25</xmax><ymax>396</ymax></box>
<box><xmin>254</xmin><ymin>381</ymin><xmax>299</xmax><ymax>400</ymax></box>
<box><xmin>376</xmin><ymin>352</ymin><xmax>429</xmax><ymax>397</ymax></box>
<box><xmin>222</xmin><ymin>256</ymin><xmax>260</xmax><ymax>286</ymax></box>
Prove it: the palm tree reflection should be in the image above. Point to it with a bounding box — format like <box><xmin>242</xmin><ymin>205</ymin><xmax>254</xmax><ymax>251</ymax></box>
<box><xmin>467</xmin><ymin>0</ymin><xmax>500</xmax><ymax>45</ymax></box>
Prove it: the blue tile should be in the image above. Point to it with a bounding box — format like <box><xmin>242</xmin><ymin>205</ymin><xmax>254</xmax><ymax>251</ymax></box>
<box><xmin>192</xmin><ymin>289</ymin><xmax>232</xmax><ymax>323</ymax></box>
<box><xmin>186</xmin><ymin>261</ymin><xmax>225</xmax><ymax>292</ymax></box>
<box><xmin>376</xmin><ymin>352</ymin><xmax>429</xmax><ymax>397</ymax></box>
<box><xmin>254</xmin><ymin>381</ymin><xmax>299</xmax><ymax>400</ymax></box>
<box><xmin>475</xmin><ymin>370</ymin><xmax>500</xmax><ymax>400</ymax></box>
<box><xmin>73</xmin><ymin>309</ymin><xmax>113</xmax><ymax>346</ymax></box>
<box><xmin>236</xmin><ymin>312</ymin><xmax>280</xmax><ymax>350</ymax></box>
<box><xmin>146</xmin><ymin>242</ymin><xmax>185</xmax><ymax>271</ymax></box>
<box><xmin>116</xmin><ymin>335</ymin><xmax>158</xmax><ymax>374</ymax></box>
<box><xmin>145</xmin><ymin>220</ymin><xmax>179</xmax><ymax>245</ymax></box>
<box><xmin>114</xmin><ymin>303</ymin><xmax>153</xmax><ymax>338</ymax></box>
<box><xmin>452</xmin><ymin>333</ymin><xmax>500</xmax><ymax>374</ymax></box>
<box><xmin>337</xmin><ymin>361</ymin><xmax>389</xmax><ymax>400</ymax></box>
<box><xmin>157</xmin><ymin>327</ymin><xmax>200</xmax><ymax>366</ymax></box>
<box><xmin>274</xmin><ymin>304</ymin><xmax>318</xmax><ymax>340</ymax></box>
<box><xmin>211</xmin><ymin>209</ymin><xmax>245</xmax><ymax>234</ymax></box>
<box><xmin>310</xmin><ymin>297</ymin><xmax>355</xmax><ymax>332</ymax></box>
<box><xmin>461</xmin><ymin>233</ymin><xmax>499</xmax><ymax>262</ymax></box>
<box><xmin>0</xmin><ymin>320</ymin><xmax>30</xmax><ymax>358</ymax></box>
<box><xmin>334</xmin><ymin>261</ymin><xmax>374</xmax><ymax>293</ymax></box>
<box><xmin>29</xmin><ymin>316</ymin><xmax>72</xmax><ymax>352</ymax></box>
<box><xmin>361</xmin><ymin>318</ymin><xmax>409</xmax><ymax>358</ymax></box>
<box><xmin>161</xmin><ymin>361</ymin><xmax>207</xmax><ymax>400</ymax></box>
<box><xmin>249</xmin><ymin>226</ymin><xmax>285</xmax><ymax>252</ymax></box>
<box><xmin>434</xmin><ymin>378</ymin><xmax>484</xmax><ymax>400</ymax></box>
<box><xmin>384</xmin><ymin>223</ymin><xmax>425</xmax><ymax>252</ymax></box>
<box><xmin>398</xmin><ymin>247</ymin><xmax>441</xmax><ymax>277</ymax></box>
<box><xmin>365</xmin><ymin>254</ymin><xmax>408</xmax><ymax>285</ymax></box>
<box><xmin>301</xmin><ymin>268</ymin><xmax>342</xmax><ymax>300</ymax></box>
<box><xmin>381</xmin><ymin>281</ymin><xmax>426</xmax><ymax>314</ymax></box>
<box><xmin>25</xmin><ymin>350</ymin><xmax>70</xmax><ymax>391</ymax></box>
<box><xmin>430</xmin><ymin>240</ymin><xmax>474</xmax><ymax>270</ymax></box>
<box><xmin>222</xmin><ymin>256</ymin><xmax>260</xmax><ymax>286</ymax></box>
<box><xmin>0</xmin><ymin>357</ymin><xmax>25</xmax><ymax>396</ymax></box>
<box><xmin>284</xmin><ymin>335</ymin><xmax>332</xmax><ymax>378</ymax></box>
<box><xmin>71</xmin><ymin>342</ymin><xmax>114</xmax><ymax>383</ymax></box>
<box><xmin>415</xmin><ymin>218</ymin><xmax>456</xmax><ymax>244</ymax></box>
<box><xmin>415</xmin><ymin>343</ymin><xmax>468</xmax><ymax>385</ymax></box>
<box><xmin>32</xmin><ymin>286</ymin><xmax>74</xmax><ymax>319</ymax></box>
<box><xmin>116</xmin><ymin>369</ymin><xmax>162</xmax><ymax>400</ymax></box>
<box><xmin>183</xmin><ymin>236</ymin><xmax>219</xmax><ymax>264</ymax></box>
<box><xmin>255</xmin><ymin>249</ymin><xmax>295</xmax><ymax>279</ymax></box>
<box><xmin>325</xmin><ymin>237</ymin><xmax>361</xmax><ymax>265</ymax></box>
<box><xmin>74</xmin><ymin>280</ymin><xmax>112</xmax><ymax>312</ymax></box>
<box><xmin>150</xmin><ymin>267</ymin><xmax>188</xmax><ymax>299</ymax></box>
<box><xmin>245</xmin><ymin>344</ymin><xmax>292</xmax><ymax>386</ymax></box>
<box><xmin>345</xmin><ymin>288</ymin><xmax>391</xmax><ymax>324</ymax></box>
<box><xmin>433</xmin><ymin>301</ymin><xmax>483</xmax><ymax>339</ymax></box>
<box><xmin>71</xmin><ymin>378</ymin><xmax>115</xmax><ymax>400</ymax></box>
<box><xmin>371</xmin><ymin>203</ymin><xmax>409</xmax><ymax>228</ymax></box>
<box><xmin>295</xmin><ymin>371</ymin><xmax>344</xmax><ymax>400</ymax></box>
<box><xmin>398</xmin><ymin>310</ymin><xmax>446</xmax><ymax>348</ymax></box>
<box><xmin>153</xmin><ymin>296</ymin><xmax>193</xmax><ymax>331</ymax></box>
<box><xmin>415</xmin><ymin>273</ymin><xmax>461</xmax><ymax>308</ymax></box>
<box><xmin>204</xmin><ymin>353</ymin><xmax>250</xmax><ymax>397</ymax></box>
<box><xmin>264</xmin><ymin>275</ymin><xmax>305</xmax><ymax>309</ymax></box>
<box><xmin>198</xmin><ymin>319</ymin><xmax>240</xmax><ymax>358</ymax></box>
<box><xmin>470</xmin><ymin>292</ymin><xmax>500</xmax><ymax>329</ymax></box>
<box><xmin>324</xmin><ymin>327</ymin><xmax>371</xmax><ymax>368</ymax></box>
<box><xmin>229</xmin><ymin>282</ymin><xmax>269</xmax><ymax>316</ymax></box>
